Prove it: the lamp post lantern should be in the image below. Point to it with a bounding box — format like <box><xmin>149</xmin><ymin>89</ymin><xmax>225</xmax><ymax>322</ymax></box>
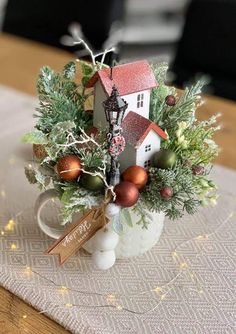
<box><xmin>103</xmin><ymin>85</ymin><xmax>128</xmax><ymax>186</ymax></box>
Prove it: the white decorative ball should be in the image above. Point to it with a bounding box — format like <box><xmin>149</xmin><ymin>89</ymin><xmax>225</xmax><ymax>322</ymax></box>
<box><xmin>94</xmin><ymin>227</ymin><xmax>119</xmax><ymax>251</ymax></box>
<box><xmin>105</xmin><ymin>203</ymin><xmax>121</xmax><ymax>219</ymax></box>
<box><xmin>92</xmin><ymin>250</ymin><xmax>116</xmax><ymax>270</ymax></box>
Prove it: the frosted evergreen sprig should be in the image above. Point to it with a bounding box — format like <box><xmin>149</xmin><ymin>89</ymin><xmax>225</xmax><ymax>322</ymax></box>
<box><xmin>23</xmin><ymin>60</ymin><xmax>219</xmax><ymax>226</ymax></box>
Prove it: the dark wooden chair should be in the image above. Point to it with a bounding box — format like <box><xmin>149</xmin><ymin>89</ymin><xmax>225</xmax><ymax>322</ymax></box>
<box><xmin>171</xmin><ymin>0</ymin><xmax>236</xmax><ymax>101</ymax></box>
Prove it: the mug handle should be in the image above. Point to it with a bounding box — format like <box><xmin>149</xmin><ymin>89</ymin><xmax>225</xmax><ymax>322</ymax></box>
<box><xmin>34</xmin><ymin>189</ymin><xmax>64</xmax><ymax>239</ymax></box>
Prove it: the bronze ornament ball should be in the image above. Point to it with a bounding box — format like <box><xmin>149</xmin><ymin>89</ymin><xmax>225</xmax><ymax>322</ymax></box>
<box><xmin>57</xmin><ymin>155</ymin><xmax>81</xmax><ymax>181</ymax></box>
<box><xmin>122</xmin><ymin>165</ymin><xmax>148</xmax><ymax>190</ymax></box>
<box><xmin>114</xmin><ymin>181</ymin><xmax>139</xmax><ymax>207</ymax></box>
<box><xmin>80</xmin><ymin>174</ymin><xmax>104</xmax><ymax>192</ymax></box>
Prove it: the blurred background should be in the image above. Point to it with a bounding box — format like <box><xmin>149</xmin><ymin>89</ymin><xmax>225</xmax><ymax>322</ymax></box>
<box><xmin>0</xmin><ymin>0</ymin><xmax>235</xmax><ymax>101</ymax></box>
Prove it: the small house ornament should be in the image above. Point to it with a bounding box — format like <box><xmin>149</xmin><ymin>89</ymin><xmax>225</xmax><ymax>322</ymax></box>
<box><xmin>87</xmin><ymin>60</ymin><xmax>167</xmax><ymax>171</ymax></box>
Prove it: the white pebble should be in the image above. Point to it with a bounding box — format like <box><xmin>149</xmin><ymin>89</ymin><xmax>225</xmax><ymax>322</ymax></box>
<box><xmin>105</xmin><ymin>203</ymin><xmax>121</xmax><ymax>219</ymax></box>
<box><xmin>92</xmin><ymin>250</ymin><xmax>116</xmax><ymax>270</ymax></box>
<box><xmin>94</xmin><ymin>227</ymin><xmax>119</xmax><ymax>251</ymax></box>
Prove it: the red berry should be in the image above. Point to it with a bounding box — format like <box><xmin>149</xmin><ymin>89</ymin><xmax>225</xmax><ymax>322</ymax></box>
<box><xmin>165</xmin><ymin>95</ymin><xmax>176</xmax><ymax>106</ymax></box>
<box><xmin>160</xmin><ymin>186</ymin><xmax>173</xmax><ymax>200</ymax></box>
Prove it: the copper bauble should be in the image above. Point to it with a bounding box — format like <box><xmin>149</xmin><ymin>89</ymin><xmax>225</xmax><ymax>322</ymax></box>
<box><xmin>122</xmin><ymin>165</ymin><xmax>148</xmax><ymax>190</ymax></box>
<box><xmin>114</xmin><ymin>181</ymin><xmax>139</xmax><ymax>208</ymax></box>
<box><xmin>33</xmin><ymin>144</ymin><xmax>48</xmax><ymax>160</ymax></box>
<box><xmin>57</xmin><ymin>155</ymin><xmax>81</xmax><ymax>181</ymax></box>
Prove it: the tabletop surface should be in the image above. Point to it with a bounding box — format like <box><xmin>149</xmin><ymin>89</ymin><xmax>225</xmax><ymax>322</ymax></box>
<box><xmin>0</xmin><ymin>33</ymin><xmax>236</xmax><ymax>334</ymax></box>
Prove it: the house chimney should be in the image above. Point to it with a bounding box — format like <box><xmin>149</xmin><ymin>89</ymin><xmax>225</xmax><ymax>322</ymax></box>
<box><xmin>110</xmin><ymin>67</ymin><xmax>113</xmax><ymax>80</ymax></box>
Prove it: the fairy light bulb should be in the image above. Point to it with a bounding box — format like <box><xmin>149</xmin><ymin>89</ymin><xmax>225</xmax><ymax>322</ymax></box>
<box><xmin>5</xmin><ymin>219</ymin><xmax>16</xmax><ymax>231</ymax></box>
<box><xmin>59</xmin><ymin>286</ymin><xmax>68</xmax><ymax>294</ymax></box>
<box><xmin>196</xmin><ymin>234</ymin><xmax>208</xmax><ymax>240</ymax></box>
<box><xmin>24</xmin><ymin>266</ymin><xmax>33</xmax><ymax>276</ymax></box>
<box><xmin>160</xmin><ymin>294</ymin><xmax>166</xmax><ymax>300</ymax></box>
<box><xmin>65</xmin><ymin>303</ymin><xmax>73</xmax><ymax>308</ymax></box>
<box><xmin>153</xmin><ymin>287</ymin><xmax>162</xmax><ymax>294</ymax></box>
<box><xmin>171</xmin><ymin>251</ymin><xmax>178</xmax><ymax>258</ymax></box>
<box><xmin>179</xmin><ymin>262</ymin><xmax>188</xmax><ymax>269</ymax></box>
<box><xmin>1</xmin><ymin>190</ymin><xmax>6</xmax><ymax>198</ymax></box>
<box><xmin>10</xmin><ymin>243</ymin><xmax>17</xmax><ymax>250</ymax></box>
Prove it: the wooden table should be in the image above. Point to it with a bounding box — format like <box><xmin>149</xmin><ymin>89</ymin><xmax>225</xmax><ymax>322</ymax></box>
<box><xmin>0</xmin><ymin>32</ymin><xmax>236</xmax><ymax>334</ymax></box>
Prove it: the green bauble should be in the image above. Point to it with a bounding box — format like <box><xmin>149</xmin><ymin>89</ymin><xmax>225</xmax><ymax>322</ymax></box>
<box><xmin>80</xmin><ymin>174</ymin><xmax>104</xmax><ymax>192</ymax></box>
<box><xmin>153</xmin><ymin>149</ymin><xmax>177</xmax><ymax>169</ymax></box>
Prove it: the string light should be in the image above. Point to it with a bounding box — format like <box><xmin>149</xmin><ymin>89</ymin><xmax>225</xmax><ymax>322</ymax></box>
<box><xmin>1</xmin><ymin>190</ymin><xmax>6</xmax><ymax>198</ymax></box>
<box><xmin>5</xmin><ymin>219</ymin><xmax>16</xmax><ymax>231</ymax></box>
<box><xmin>1</xmin><ymin>231</ymin><xmax>5</xmax><ymax>236</ymax></box>
<box><xmin>24</xmin><ymin>266</ymin><xmax>33</xmax><ymax>276</ymax></box>
<box><xmin>59</xmin><ymin>286</ymin><xmax>68</xmax><ymax>294</ymax></box>
<box><xmin>153</xmin><ymin>287</ymin><xmax>162</xmax><ymax>294</ymax></box>
<box><xmin>195</xmin><ymin>234</ymin><xmax>208</xmax><ymax>240</ymax></box>
<box><xmin>160</xmin><ymin>294</ymin><xmax>166</xmax><ymax>300</ymax></box>
<box><xmin>65</xmin><ymin>303</ymin><xmax>73</xmax><ymax>308</ymax></box>
<box><xmin>179</xmin><ymin>262</ymin><xmax>188</xmax><ymax>269</ymax></box>
<box><xmin>1</xmin><ymin>202</ymin><xmax>234</xmax><ymax>316</ymax></box>
<box><xmin>10</xmin><ymin>243</ymin><xmax>17</xmax><ymax>250</ymax></box>
<box><xmin>171</xmin><ymin>250</ymin><xmax>178</xmax><ymax>258</ymax></box>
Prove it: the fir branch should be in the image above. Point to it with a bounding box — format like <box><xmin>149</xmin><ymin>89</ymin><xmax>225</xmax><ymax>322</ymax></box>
<box><xmin>140</xmin><ymin>165</ymin><xmax>201</xmax><ymax>220</ymax></box>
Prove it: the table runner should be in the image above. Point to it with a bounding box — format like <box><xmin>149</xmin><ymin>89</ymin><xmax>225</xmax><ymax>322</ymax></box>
<box><xmin>0</xmin><ymin>85</ymin><xmax>235</xmax><ymax>334</ymax></box>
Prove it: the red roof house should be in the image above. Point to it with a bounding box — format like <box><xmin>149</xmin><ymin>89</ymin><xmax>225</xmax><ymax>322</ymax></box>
<box><xmin>122</xmin><ymin>111</ymin><xmax>167</xmax><ymax>148</ymax></box>
<box><xmin>119</xmin><ymin>111</ymin><xmax>167</xmax><ymax>171</ymax></box>
<box><xmin>86</xmin><ymin>60</ymin><xmax>157</xmax><ymax>96</ymax></box>
<box><xmin>90</xmin><ymin>60</ymin><xmax>158</xmax><ymax>129</ymax></box>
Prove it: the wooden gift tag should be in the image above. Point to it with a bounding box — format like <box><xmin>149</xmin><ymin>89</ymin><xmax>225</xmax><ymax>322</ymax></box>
<box><xmin>46</xmin><ymin>208</ymin><xmax>105</xmax><ymax>264</ymax></box>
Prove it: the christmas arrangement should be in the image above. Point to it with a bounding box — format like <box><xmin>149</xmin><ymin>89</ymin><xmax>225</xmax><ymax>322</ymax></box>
<box><xmin>23</xmin><ymin>45</ymin><xmax>220</xmax><ymax>270</ymax></box>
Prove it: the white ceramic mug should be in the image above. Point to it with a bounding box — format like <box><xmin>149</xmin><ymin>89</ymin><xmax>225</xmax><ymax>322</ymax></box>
<box><xmin>35</xmin><ymin>189</ymin><xmax>165</xmax><ymax>258</ymax></box>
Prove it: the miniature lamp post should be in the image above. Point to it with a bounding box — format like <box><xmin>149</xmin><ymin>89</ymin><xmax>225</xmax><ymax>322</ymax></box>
<box><xmin>103</xmin><ymin>85</ymin><xmax>128</xmax><ymax>186</ymax></box>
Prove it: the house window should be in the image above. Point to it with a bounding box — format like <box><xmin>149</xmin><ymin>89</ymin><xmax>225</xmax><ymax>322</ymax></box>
<box><xmin>137</xmin><ymin>93</ymin><xmax>144</xmax><ymax>108</ymax></box>
<box><xmin>144</xmin><ymin>160</ymin><xmax>151</xmax><ymax>169</ymax></box>
<box><xmin>145</xmin><ymin>144</ymin><xmax>151</xmax><ymax>152</ymax></box>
